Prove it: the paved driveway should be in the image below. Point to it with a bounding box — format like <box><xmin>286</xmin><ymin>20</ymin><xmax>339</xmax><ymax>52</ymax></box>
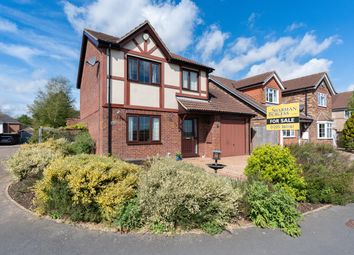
<box><xmin>185</xmin><ymin>155</ymin><xmax>248</xmax><ymax>179</ymax></box>
<box><xmin>0</xmin><ymin>146</ymin><xmax>353</xmax><ymax>255</ymax></box>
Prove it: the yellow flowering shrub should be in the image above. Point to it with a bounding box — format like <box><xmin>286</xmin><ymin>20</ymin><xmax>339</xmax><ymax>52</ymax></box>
<box><xmin>6</xmin><ymin>138</ymin><xmax>70</xmax><ymax>180</ymax></box>
<box><xmin>34</xmin><ymin>154</ymin><xmax>141</xmax><ymax>222</ymax></box>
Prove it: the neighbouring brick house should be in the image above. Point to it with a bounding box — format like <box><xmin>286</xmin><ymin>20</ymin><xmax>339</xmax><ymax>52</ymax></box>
<box><xmin>282</xmin><ymin>72</ymin><xmax>337</xmax><ymax>145</ymax></box>
<box><xmin>210</xmin><ymin>71</ymin><xmax>338</xmax><ymax>147</ymax></box>
<box><xmin>76</xmin><ymin>21</ymin><xmax>256</xmax><ymax>160</ymax></box>
<box><xmin>210</xmin><ymin>72</ymin><xmax>285</xmax><ymax>149</ymax></box>
<box><xmin>332</xmin><ymin>91</ymin><xmax>353</xmax><ymax>133</ymax></box>
<box><xmin>0</xmin><ymin>113</ymin><xmax>21</xmax><ymax>135</ymax></box>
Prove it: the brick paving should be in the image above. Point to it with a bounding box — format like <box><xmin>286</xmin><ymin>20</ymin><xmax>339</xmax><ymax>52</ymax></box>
<box><xmin>184</xmin><ymin>155</ymin><xmax>249</xmax><ymax>180</ymax></box>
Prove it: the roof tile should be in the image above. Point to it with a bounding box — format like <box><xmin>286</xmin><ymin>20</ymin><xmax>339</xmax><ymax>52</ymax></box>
<box><xmin>333</xmin><ymin>91</ymin><xmax>353</xmax><ymax>110</ymax></box>
<box><xmin>177</xmin><ymin>83</ymin><xmax>256</xmax><ymax>115</ymax></box>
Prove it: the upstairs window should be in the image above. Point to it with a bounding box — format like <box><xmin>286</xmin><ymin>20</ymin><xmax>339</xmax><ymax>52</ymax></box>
<box><xmin>344</xmin><ymin>110</ymin><xmax>352</xmax><ymax>119</ymax></box>
<box><xmin>282</xmin><ymin>130</ymin><xmax>295</xmax><ymax>138</ymax></box>
<box><xmin>128</xmin><ymin>57</ymin><xmax>160</xmax><ymax>85</ymax></box>
<box><xmin>317</xmin><ymin>122</ymin><xmax>332</xmax><ymax>139</ymax></box>
<box><xmin>265</xmin><ymin>88</ymin><xmax>279</xmax><ymax>104</ymax></box>
<box><xmin>127</xmin><ymin>115</ymin><xmax>160</xmax><ymax>144</ymax></box>
<box><xmin>317</xmin><ymin>92</ymin><xmax>327</xmax><ymax>107</ymax></box>
<box><xmin>182</xmin><ymin>69</ymin><xmax>198</xmax><ymax>91</ymax></box>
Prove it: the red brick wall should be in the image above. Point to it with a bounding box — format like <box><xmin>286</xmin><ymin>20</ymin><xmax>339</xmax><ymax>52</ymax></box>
<box><xmin>241</xmin><ymin>78</ymin><xmax>283</xmax><ymax>105</ymax></box>
<box><xmin>198</xmin><ymin>115</ymin><xmax>221</xmax><ymax>157</ymax></box>
<box><xmin>282</xmin><ymin>80</ymin><xmax>333</xmax><ymax>145</ymax></box>
<box><xmin>103</xmin><ymin>108</ymin><xmax>181</xmax><ymax>160</ymax></box>
<box><xmin>79</xmin><ymin>40</ymin><xmax>107</xmax><ymax>154</ymax></box>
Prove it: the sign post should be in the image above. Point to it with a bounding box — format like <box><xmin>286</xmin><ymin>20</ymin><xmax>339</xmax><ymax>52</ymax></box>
<box><xmin>266</xmin><ymin>103</ymin><xmax>300</xmax><ymax>145</ymax></box>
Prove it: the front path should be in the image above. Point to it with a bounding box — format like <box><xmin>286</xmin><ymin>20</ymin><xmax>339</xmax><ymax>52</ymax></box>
<box><xmin>0</xmin><ymin>146</ymin><xmax>353</xmax><ymax>255</ymax></box>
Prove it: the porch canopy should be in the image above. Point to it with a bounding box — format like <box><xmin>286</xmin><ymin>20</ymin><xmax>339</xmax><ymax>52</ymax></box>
<box><xmin>177</xmin><ymin>84</ymin><xmax>256</xmax><ymax>116</ymax></box>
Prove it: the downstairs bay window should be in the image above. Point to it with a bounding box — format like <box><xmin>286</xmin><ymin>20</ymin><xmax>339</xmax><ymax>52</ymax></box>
<box><xmin>127</xmin><ymin>115</ymin><xmax>160</xmax><ymax>144</ymax></box>
<box><xmin>317</xmin><ymin>122</ymin><xmax>333</xmax><ymax>139</ymax></box>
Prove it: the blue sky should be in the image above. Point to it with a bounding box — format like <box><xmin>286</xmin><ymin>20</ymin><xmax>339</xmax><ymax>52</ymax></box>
<box><xmin>1</xmin><ymin>0</ymin><xmax>354</xmax><ymax>116</ymax></box>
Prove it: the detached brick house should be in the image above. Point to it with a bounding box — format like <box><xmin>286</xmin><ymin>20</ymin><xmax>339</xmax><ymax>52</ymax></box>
<box><xmin>76</xmin><ymin>21</ymin><xmax>256</xmax><ymax>160</ymax></box>
<box><xmin>332</xmin><ymin>91</ymin><xmax>353</xmax><ymax>133</ymax></box>
<box><xmin>282</xmin><ymin>72</ymin><xmax>336</xmax><ymax>145</ymax></box>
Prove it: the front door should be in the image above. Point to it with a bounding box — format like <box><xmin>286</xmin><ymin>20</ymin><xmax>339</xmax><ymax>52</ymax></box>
<box><xmin>181</xmin><ymin>119</ymin><xmax>198</xmax><ymax>157</ymax></box>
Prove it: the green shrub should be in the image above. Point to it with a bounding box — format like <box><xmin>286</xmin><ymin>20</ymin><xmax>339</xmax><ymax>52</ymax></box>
<box><xmin>113</xmin><ymin>198</ymin><xmax>142</xmax><ymax>232</ymax></box>
<box><xmin>29</xmin><ymin>127</ymin><xmax>80</xmax><ymax>143</ymax></box>
<box><xmin>34</xmin><ymin>154</ymin><xmax>141</xmax><ymax>223</ymax></box>
<box><xmin>69</xmin><ymin>131</ymin><xmax>95</xmax><ymax>154</ymax></box>
<box><xmin>138</xmin><ymin>157</ymin><xmax>241</xmax><ymax>234</ymax></box>
<box><xmin>65</xmin><ymin>122</ymin><xmax>87</xmax><ymax>130</ymax></box>
<box><xmin>288</xmin><ymin>143</ymin><xmax>354</xmax><ymax>204</ymax></box>
<box><xmin>245</xmin><ymin>145</ymin><xmax>306</xmax><ymax>201</ymax></box>
<box><xmin>6</xmin><ymin>138</ymin><xmax>70</xmax><ymax>180</ymax></box>
<box><xmin>246</xmin><ymin>181</ymin><xmax>302</xmax><ymax>237</ymax></box>
<box><xmin>341</xmin><ymin>115</ymin><xmax>354</xmax><ymax>151</ymax></box>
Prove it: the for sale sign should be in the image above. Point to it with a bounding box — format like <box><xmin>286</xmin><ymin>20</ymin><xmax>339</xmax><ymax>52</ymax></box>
<box><xmin>266</xmin><ymin>103</ymin><xmax>300</xmax><ymax>131</ymax></box>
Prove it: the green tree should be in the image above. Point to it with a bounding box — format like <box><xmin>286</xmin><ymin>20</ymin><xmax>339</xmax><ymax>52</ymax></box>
<box><xmin>29</xmin><ymin>77</ymin><xmax>78</xmax><ymax>128</ymax></box>
<box><xmin>341</xmin><ymin>115</ymin><xmax>354</xmax><ymax>151</ymax></box>
<box><xmin>17</xmin><ymin>114</ymin><xmax>32</xmax><ymax>127</ymax></box>
<box><xmin>347</xmin><ymin>92</ymin><xmax>354</xmax><ymax>112</ymax></box>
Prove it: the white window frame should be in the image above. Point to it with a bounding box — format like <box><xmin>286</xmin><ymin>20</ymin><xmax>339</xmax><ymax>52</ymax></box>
<box><xmin>317</xmin><ymin>121</ymin><xmax>333</xmax><ymax>139</ymax></box>
<box><xmin>344</xmin><ymin>110</ymin><xmax>352</xmax><ymax>119</ymax></box>
<box><xmin>317</xmin><ymin>92</ymin><xmax>327</xmax><ymax>107</ymax></box>
<box><xmin>265</xmin><ymin>88</ymin><xmax>279</xmax><ymax>104</ymax></box>
<box><xmin>282</xmin><ymin>130</ymin><xmax>295</xmax><ymax>138</ymax></box>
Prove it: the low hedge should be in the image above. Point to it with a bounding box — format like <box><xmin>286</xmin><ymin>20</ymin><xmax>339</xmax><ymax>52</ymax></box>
<box><xmin>34</xmin><ymin>154</ymin><xmax>141</xmax><ymax>223</ymax></box>
<box><xmin>288</xmin><ymin>143</ymin><xmax>354</xmax><ymax>204</ymax></box>
<box><xmin>6</xmin><ymin>138</ymin><xmax>70</xmax><ymax>180</ymax></box>
<box><xmin>138</xmin><ymin>157</ymin><xmax>242</xmax><ymax>234</ymax></box>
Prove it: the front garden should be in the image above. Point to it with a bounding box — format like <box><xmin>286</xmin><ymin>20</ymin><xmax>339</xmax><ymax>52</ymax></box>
<box><xmin>5</xmin><ymin>129</ymin><xmax>354</xmax><ymax>237</ymax></box>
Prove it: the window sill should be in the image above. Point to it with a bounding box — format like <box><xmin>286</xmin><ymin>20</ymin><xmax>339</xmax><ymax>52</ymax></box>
<box><xmin>128</xmin><ymin>79</ymin><xmax>161</xmax><ymax>87</ymax></box>
<box><xmin>127</xmin><ymin>141</ymin><xmax>162</xmax><ymax>145</ymax></box>
<box><xmin>266</xmin><ymin>101</ymin><xmax>279</xmax><ymax>105</ymax></box>
<box><xmin>318</xmin><ymin>105</ymin><xmax>327</xmax><ymax>108</ymax></box>
<box><xmin>317</xmin><ymin>137</ymin><xmax>333</xmax><ymax>140</ymax></box>
<box><xmin>283</xmin><ymin>136</ymin><xmax>296</xmax><ymax>138</ymax></box>
<box><xmin>182</xmin><ymin>88</ymin><xmax>199</xmax><ymax>93</ymax></box>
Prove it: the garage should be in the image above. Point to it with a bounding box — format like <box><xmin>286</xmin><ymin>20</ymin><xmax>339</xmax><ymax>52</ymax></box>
<box><xmin>220</xmin><ymin>118</ymin><xmax>249</xmax><ymax>156</ymax></box>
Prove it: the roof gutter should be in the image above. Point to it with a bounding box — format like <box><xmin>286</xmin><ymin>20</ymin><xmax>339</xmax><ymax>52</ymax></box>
<box><xmin>210</xmin><ymin>77</ymin><xmax>266</xmax><ymax>115</ymax></box>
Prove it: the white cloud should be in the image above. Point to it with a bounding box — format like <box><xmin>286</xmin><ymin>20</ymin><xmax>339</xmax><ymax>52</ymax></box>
<box><xmin>212</xmin><ymin>32</ymin><xmax>339</xmax><ymax>79</ymax></box>
<box><xmin>230</xmin><ymin>37</ymin><xmax>255</xmax><ymax>55</ymax></box>
<box><xmin>347</xmin><ymin>84</ymin><xmax>354</xmax><ymax>91</ymax></box>
<box><xmin>0</xmin><ymin>18</ymin><xmax>18</xmax><ymax>33</ymax></box>
<box><xmin>63</xmin><ymin>0</ymin><xmax>200</xmax><ymax>53</ymax></box>
<box><xmin>286</xmin><ymin>22</ymin><xmax>305</xmax><ymax>32</ymax></box>
<box><xmin>287</xmin><ymin>32</ymin><xmax>341</xmax><ymax>60</ymax></box>
<box><xmin>196</xmin><ymin>25</ymin><xmax>229</xmax><ymax>61</ymax></box>
<box><xmin>247</xmin><ymin>12</ymin><xmax>258</xmax><ymax>29</ymax></box>
<box><xmin>247</xmin><ymin>58</ymin><xmax>332</xmax><ymax>80</ymax></box>
<box><xmin>211</xmin><ymin>36</ymin><xmax>295</xmax><ymax>75</ymax></box>
<box><xmin>0</xmin><ymin>42</ymin><xmax>43</xmax><ymax>63</ymax></box>
<box><xmin>0</xmin><ymin>69</ymin><xmax>47</xmax><ymax>116</ymax></box>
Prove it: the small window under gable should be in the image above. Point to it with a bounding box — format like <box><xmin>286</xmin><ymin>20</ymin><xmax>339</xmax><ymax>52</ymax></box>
<box><xmin>265</xmin><ymin>87</ymin><xmax>279</xmax><ymax>104</ymax></box>
<box><xmin>317</xmin><ymin>92</ymin><xmax>327</xmax><ymax>107</ymax></box>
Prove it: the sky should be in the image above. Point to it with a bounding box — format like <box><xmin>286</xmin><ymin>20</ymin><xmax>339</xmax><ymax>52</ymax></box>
<box><xmin>1</xmin><ymin>0</ymin><xmax>354</xmax><ymax>116</ymax></box>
